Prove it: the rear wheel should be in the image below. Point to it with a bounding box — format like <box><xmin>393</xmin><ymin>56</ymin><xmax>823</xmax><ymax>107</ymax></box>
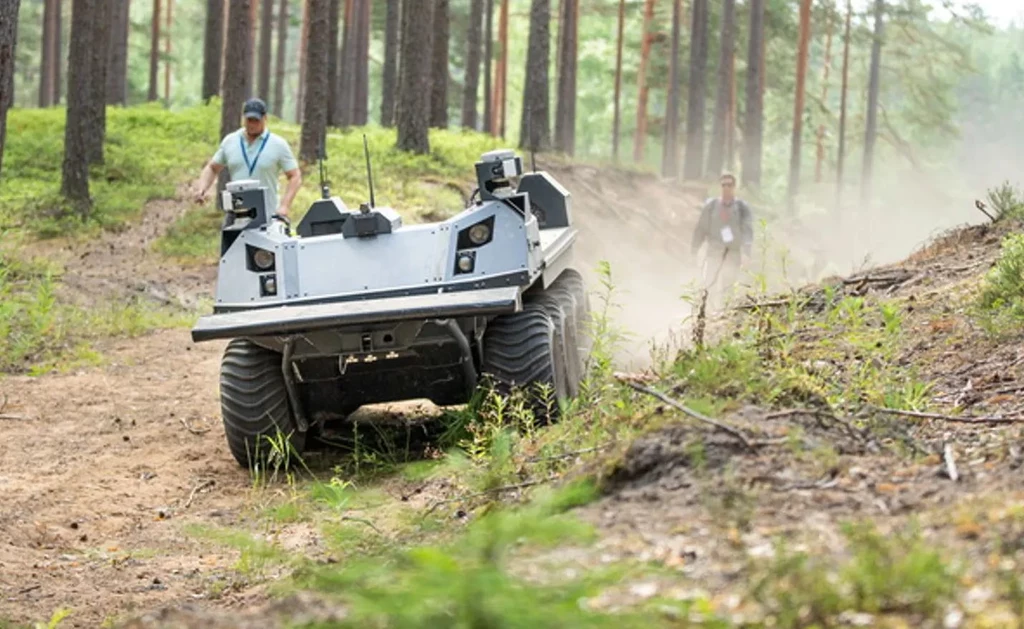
<box><xmin>479</xmin><ymin>307</ymin><xmax>568</xmax><ymax>424</ymax></box>
<box><xmin>220</xmin><ymin>338</ymin><xmax>305</xmax><ymax>468</ymax></box>
<box><xmin>552</xmin><ymin>269</ymin><xmax>591</xmax><ymax>370</ymax></box>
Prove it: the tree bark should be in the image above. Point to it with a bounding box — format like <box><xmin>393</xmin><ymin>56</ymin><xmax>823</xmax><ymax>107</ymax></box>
<box><xmin>352</xmin><ymin>0</ymin><xmax>370</xmax><ymax>125</ymax></box>
<box><xmin>814</xmin><ymin>8</ymin><xmax>835</xmax><ymax>184</ymax></box>
<box><xmin>430</xmin><ymin>0</ymin><xmax>450</xmax><ymax>128</ymax></box>
<box><xmin>611</xmin><ymin>0</ymin><xmax>624</xmax><ymax>162</ymax></box>
<box><xmin>296</xmin><ymin>0</ymin><xmax>309</xmax><ymax>121</ymax></box>
<box><xmin>61</xmin><ymin>0</ymin><xmax>93</xmax><ymax>213</ymax></box>
<box><xmin>482</xmin><ymin>0</ymin><xmax>493</xmax><ymax>134</ymax></box>
<box><xmin>682</xmin><ymin>0</ymin><xmax>709</xmax><ymax>181</ymax></box>
<box><xmin>300</xmin><ymin>0</ymin><xmax>331</xmax><ymax>161</ymax></box>
<box><xmin>202</xmin><ymin>0</ymin><xmax>224</xmax><ymax>101</ymax></box>
<box><xmin>861</xmin><ymin>0</ymin><xmax>884</xmax><ymax>205</ymax></box>
<box><xmin>519</xmin><ymin>0</ymin><xmax>550</xmax><ymax>151</ymax></box>
<box><xmin>257</xmin><ymin>0</ymin><xmax>273</xmax><ymax>100</ymax></box>
<box><xmin>705</xmin><ymin>0</ymin><xmax>735</xmax><ymax>178</ymax></box>
<box><xmin>396</xmin><ymin>0</ymin><xmax>434</xmax><ymax>153</ymax></box>
<box><xmin>246</xmin><ymin>0</ymin><xmax>256</xmax><ymax>97</ymax></box>
<box><xmin>164</xmin><ymin>0</ymin><xmax>173</xmax><ymax>103</ymax></box>
<box><xmin>381</xmin><ymin>0</ymin><xmax>400</xmax><ymax>127</ymax></box>
<box><xmin>786</xmin><ymin>0</ymin><xmax>812</xmax><ymax>211</ymax></box>
<box><xmin>461</xmin><ymin>0</ymin><xmax>483</xmax><ymax>130</ymax></box>
<box><xmin>86</xmin><ymin>0</ymin><xmax>110</xmax><ymax>164</ymax></box>
<box><xmin>54</xmin><ymin>0</ymin><xmax>62</xmax><ymax>104</ymax></box>
<box><xmin>38</xmin><ymin>0</ymin><xmax>57</xmax><ymax>107</ymax></box>
<box><xmin>106</xmin><ymin>0</ymin><xmax>131</xmax><ymax>106</ymax></box>
<box><xmin>221</xmin><ymin>0</ymin><xmax>252</xmax><ymax>138</ymax></box>
<box><xmin>836</xmin><ymin>0</ymin><xmax>852</xmax><ymax>209</ymax></box>
<box><xmin>661</xmin><ymin>0</ymin><xmax>681</xmax><ymax>178</ymax></box>
<box><xmin>742</xmin><ymin>0</ymin><xmax>765</xmax><ymax>186</ymax></box>
<box><xmin>0</xmin><ymin>0</ymin><xmax>21</xmax><ymax>179</ymax></box>
<box><xmin>494</xmin><ymin>0</ymin><xmax>508</xmax><ymax>137</ymax></box>
<box><xmin>632</xmin><ymin>0</ymin><xmax>655</xmax><ymax>162</ymax></box>
<box><xmin>553</xmin><ymin>0</ymin><xmax>577</xmax><ymax>155</ymax></box>
<box><xmin>149</xmin><ymin>0</ymin><xmax>161</xmax><ymax>101</ymax></box>
<box><xmin>273</xmin><ymin>0</ymin><xmax>287</xmax><ymax>115</ymax></box>
<box><xmin>326</xmin><ymin>0</ymin><xmax>340</xmax><ymax>125</ymax></box>
<box><xmin>337</xmin><ymin>0</ymin><xmax>354</xmax><ymax>126</ymax></box>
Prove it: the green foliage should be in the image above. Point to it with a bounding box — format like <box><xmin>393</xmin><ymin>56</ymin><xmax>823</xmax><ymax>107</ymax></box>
<box><xmin>0</xmin><ymin>103</ymin><xmax>218</xmax><ymax>236</ymax></box>
<box><xmin>978</xmin><ymin>232</ymin><xmax>1024</xmax><ymax>323</ymax></box>
<box><xmin>985</xmin><ymin>181</ymin><xmax>1024</xmax><ymax>222</ymax></box>
<box><xmin>0</xmin><ymin>244</ymin><xmax>195</xmax><ymax>374</ymax></box>
<box><xmin>748</xmin><ymin>519</ymin><xmax>961</xmax><ymax>626</ymax></box>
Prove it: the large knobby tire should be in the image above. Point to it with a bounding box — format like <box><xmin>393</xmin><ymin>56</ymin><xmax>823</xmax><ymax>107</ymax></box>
<box><xmin>479</xmin><ymin>307</ymin><xmax>569</xmax><ymax>424</ymax></box>
<box><xmin>219</xmin><ymin>338</ymin><xmax>304</xmax><ymax>468</ymax></box>
<box><xmin>552</xmin><ymin>269</ymin><xmax>591</xmax><ymax>367</ymax></box>
<box><xmin>530</xmin><ymin>289</ymin><xmax>581</xmax><ymax>397</ymax></box>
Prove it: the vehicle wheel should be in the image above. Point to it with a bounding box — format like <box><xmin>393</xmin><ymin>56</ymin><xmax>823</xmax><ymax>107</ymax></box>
<box><xmin>532</xmin><ymin>288</ymin><xmax>581</xmax><ymax>397</ymax></box>
<box><xmin>219</xmin><ymin>338</ymin><xmax>305</xmax><ymax>468</ymax></box>
<box><xmin>479</xmin><ymin>307</ymin><xmax>568</xmax><ymax>424</ymax></box>
<box><xmin>552</xmin><ymin>269</ymin><xmax>591</xmax><ymax>364</ymax></box>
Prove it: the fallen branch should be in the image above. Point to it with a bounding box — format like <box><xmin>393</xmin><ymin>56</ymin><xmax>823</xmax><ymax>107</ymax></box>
<box><xmin>975</xmin><ymin>199</ymin><xmax>996</xmax><ymax>223</ymax></box>
<box><xmin>422</xmin><ymin>476</ymin><xmax>558</xmax><ymax>518</ymax></box>
<box><xmin>868</xmin><ymin>405</ymin><xmax>1024</xmax><ymax>425</ymax></box>
<box><xmin>525</xmin><ymin>443</ymin><xmax>614</xmax><ymax>463</ymax></box>
<box><xmin>0</xmin><ymin>414</ymin><xmax>32</xmax><ymax>421</ymax></box>
<box><xmin>943</xmin><ymin>442</ymin><xmax>959</xmax><ymax>482</ymax></box>
<box><xmin>179</xmin><ymin>416</ymin><xmax>210</xmax><ymax>435</ymax></box>
<box><xmin>732</xmin><ymin>298</ymin><xmax>793</xmax><ymax>311</ymax></box>
<box><xmin>617</xmin><ymin>377</ymin><xmax>754</xmax><ymax>450</ymax></box>
<box><xmin>184</xmin><ymin>479</ymin><xmax>215</xmax><ymax>509</ymax></box>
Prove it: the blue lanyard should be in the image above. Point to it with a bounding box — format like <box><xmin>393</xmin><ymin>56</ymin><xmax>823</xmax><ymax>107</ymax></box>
<box><xmin>240</xmin><ymin>132</ymin><xmax>270</xmax><ymax>176</ymax></box>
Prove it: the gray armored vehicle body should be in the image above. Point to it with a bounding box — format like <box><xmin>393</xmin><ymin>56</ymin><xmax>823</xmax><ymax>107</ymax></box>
<box><xmin>191</xmin><ymin>148</ymin><xmax>590</xmax><ymax>467</ymax></box>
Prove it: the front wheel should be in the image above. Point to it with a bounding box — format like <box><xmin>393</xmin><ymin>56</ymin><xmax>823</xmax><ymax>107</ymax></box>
<box><xmin>219</xmin><ymin>339</ymin><xmax>305</xmax><ymax>468</ymax></box>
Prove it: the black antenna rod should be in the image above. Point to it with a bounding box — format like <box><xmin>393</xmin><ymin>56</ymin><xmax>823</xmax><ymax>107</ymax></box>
<box><xmin>363</xmin><ymin>134</ymin><xmax>376</xmax><ymax>208</ymax></box>
<box><xmin>318</xmin><ymin>134</ymin><xmax>329</xmax><ymax>199</ymax></box>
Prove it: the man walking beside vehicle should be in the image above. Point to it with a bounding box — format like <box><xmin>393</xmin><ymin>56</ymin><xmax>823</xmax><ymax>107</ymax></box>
<box><xmin>690</xmin><ymin>172</ymin><xmax>754</xmax><ymax>306</ymax></box>
<box><xmin>193</xmin><ymin>98</ymin><xmax>302</xmax><ymax>231</ymax></box>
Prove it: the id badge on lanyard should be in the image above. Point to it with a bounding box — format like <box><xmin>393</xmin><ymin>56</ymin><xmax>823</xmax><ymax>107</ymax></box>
<box><xmin>241</xmin><ymin>133</ymin><xmax>270</xmax><ymax>177</ymax></box>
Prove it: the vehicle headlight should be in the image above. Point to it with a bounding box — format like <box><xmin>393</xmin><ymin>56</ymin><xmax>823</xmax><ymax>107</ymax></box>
<box><xmin>468</xmin><ymin>223</ymin><xmax>491</xmax><ymax>245</ymax></box>
<box><xmin>252</xmin><ymin>249</ymin><xmax>275</xmax><ymax>270</ymax></box>
<box><xmin>457</xmin><ymin>253</ymin><xmax>475</xmax><ymax>273</ymax></box>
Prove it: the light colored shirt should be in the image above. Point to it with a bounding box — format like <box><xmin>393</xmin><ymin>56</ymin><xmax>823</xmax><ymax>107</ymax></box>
<box><xmin>212</xmin><ymin>127</ymin><xmax>299</xmax><ymax>213</ymax></box>
<box><xmin>690</xmin><ymin>196</ymin><xmax>754</xmax><ymax>257</ymax></box>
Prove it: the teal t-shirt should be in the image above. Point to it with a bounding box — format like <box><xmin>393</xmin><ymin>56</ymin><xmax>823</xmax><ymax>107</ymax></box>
<box><xmin>212</xmin><ymin>128</ymin><xmax>299</xmax><ymax>213</ymax></box>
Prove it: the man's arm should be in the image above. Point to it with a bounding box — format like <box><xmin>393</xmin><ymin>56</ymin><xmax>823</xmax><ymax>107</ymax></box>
<box><xmin>194</xmin><ymin>160</ymin><xmax>225</xmax><ymax>203</ymax></box>
<box><xmin>276</xmin><ymin>168</ymin><xmax>302</xmax><ymax>217</ymax></box>
<box><xmin>690</xmin><ymin>201</ymin><xmax>711</xmax><ymax>255</ymax></box>
<box><xmin>275</xmin><ymin>142</ymin><xmax>302</xmax><ymax>217</ymax></box>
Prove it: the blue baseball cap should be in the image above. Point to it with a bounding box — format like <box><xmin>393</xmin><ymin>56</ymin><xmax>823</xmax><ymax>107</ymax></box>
<box><xmin>243</xmin><ymin>97</ymin><xmax>268</xmax><ymax>119</ymax></box>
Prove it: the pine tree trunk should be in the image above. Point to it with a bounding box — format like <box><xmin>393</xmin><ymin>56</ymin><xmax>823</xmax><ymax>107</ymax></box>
<box><xmin>742</xmin><ymin>0</ymin><xmax>765</xmax><ymax>186</ymax></box>
<box><xmin>353</xmin><ymin>0</ymin><xmax>370</xmax><ymax>125</ymax></box>
<box><xmin>835</xmin><ymin>0</ymin><xmax>852</xmax><ymax>209</ymax></box>
<box><xmin>519</xmin><ymin>0</ymin><xmax>550</xmax><ymax>151</ymax></box>
<box><xmin>632</xmin><ymin>0</ymin><xmax>655</xmax><ymax>162</ymax></box>
<box><xmin>726</xmin><ymin>35</ymin><xmax>737</xmax><ymax>171</ymax></box>
<box><xmin>495</xmin><ymin>0</ymin><xmax>508</xmax><ymax>137</ymax></box>
<box><xmin>54</xmin><ymin>1</ymin><xmax>62</xmax><ymax>104</ymax></box>
<box><xmin>257</xmin><ymin>0</ymin><xmax>273</xmax><ymax>100</ymax></box>
<box><xmin>814</xmin><ymin>10</ymin><xmax>835</xmax><ymax>184</ymax></box>
<box><xmin>245</xmin><ymin>0</ymin><xmax>256</xmax><ymax>97</ymax></box>
<box><xmin>786</xmin><ymin>0</ymin><xmax>812</xmax><ymax>211</ymax></box>
<box><xmin>705</xmin><ymin>0</ymin><xmax>735</xmax><ymax>178</ymax></box>
<box><xmin>38</xmin><ymin>0</ymin><xmax>56</xmax><ymax>107</ymax></box>
<box><xmin>326</xmin><ymin>0</ymin><xmax>340</xmax><ymax>125</ymax></box>
<box><xmin>661</xmin><ymin>0</ymin><xmax>681</xmax><ymax>178</ymax></box>
<box><xmin>62</xmin><ymin>0</ymin><xmax>93</xmax><ymax>213</ymax></box>
<box><xmin>430</xmin><ymin>0</ymin><xmax>450</xmax><ymax>128</ymax></box>
<box><xmin>202</xmin><ymin>0</ymin><xmax>224</xmax><ymax>102</ymax></box>
<box><xmin>482</xmin><ymin>0</ymin><xmax>493</xmax><ymax>134</ymax></box>
<box><xmin>273</xmin><ymin>0</ymin><xmax>287</xmax><ymax>115</ymax></box>
<box><xmin>611</xmin><ymin>0</ymin><xmax>624</xmax><ymax>162</ymax></box>
<box><xmin>0</xmin><ymin>0</ymin><xmax>20</xmax><ymax>179</ymax></box>
<box><xmin>164</xmin><ymin>0</ymin><xmax>173</xmax><ymax>104</ymax></box>
<box><xmin>337</xmin><ymin>0</ymin><xmax>354</xmax><ymax>126</ymax></box>
<box><xmin>461</xmin><ymin>0</ymin><xmax>483</xmax><ymax>130</ymax></box>
<box><xmin>381</xmin><ymin>0</ymin><xmax>400</xmax><ymax>127</ymax></box>
<box><xmin>86</xmin><ymin>0</ymin><xmax>110</xmax><ymax>164</ymax></box>
<box><xmin>553</xmin><ymin>0</ymin><xmax>577</xmax><ymax>154</ymax></box>
<box><xmin>106</xmin><ymin>0</ymin><xmax>130</xmax><ymax>106</ymax></box>
<box><xmin>396</xmin><ymin>0</ymin><xmax>434</xmax><ymax>153</ymax></box>
<box><xmin>149</xmin><ymin>0</ymin><xmax>161</xmax><ymax>101</ymax></box>
<box><xmin>682</xmin><ymin>0</ymin><xmax>709</xmax><ymax>181</ymax></box>
<box><xmin>296</xmin><ymin>0</ymin><xmax>309</xmax><ymax>121</ymax></box>
<box><xmin>301</xmin><ymin>0</ymin><xmax>330</xmax><ymax>160</ymax></box>
<box><xmin>861</xmin><ymin>0</ymin><xmax>884</xmax><ymax>205</ymax></box>
<box><xmin>221</xmin><ymin>0</ymin><xmax>252</xmax><ymax>139</ymax></box>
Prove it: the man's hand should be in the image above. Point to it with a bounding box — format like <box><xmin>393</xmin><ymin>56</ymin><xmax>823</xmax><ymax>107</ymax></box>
<box><xmin>193</xmin><ymin>186</ymin><xmax>209</xmax><ymax>205</ymax></box>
